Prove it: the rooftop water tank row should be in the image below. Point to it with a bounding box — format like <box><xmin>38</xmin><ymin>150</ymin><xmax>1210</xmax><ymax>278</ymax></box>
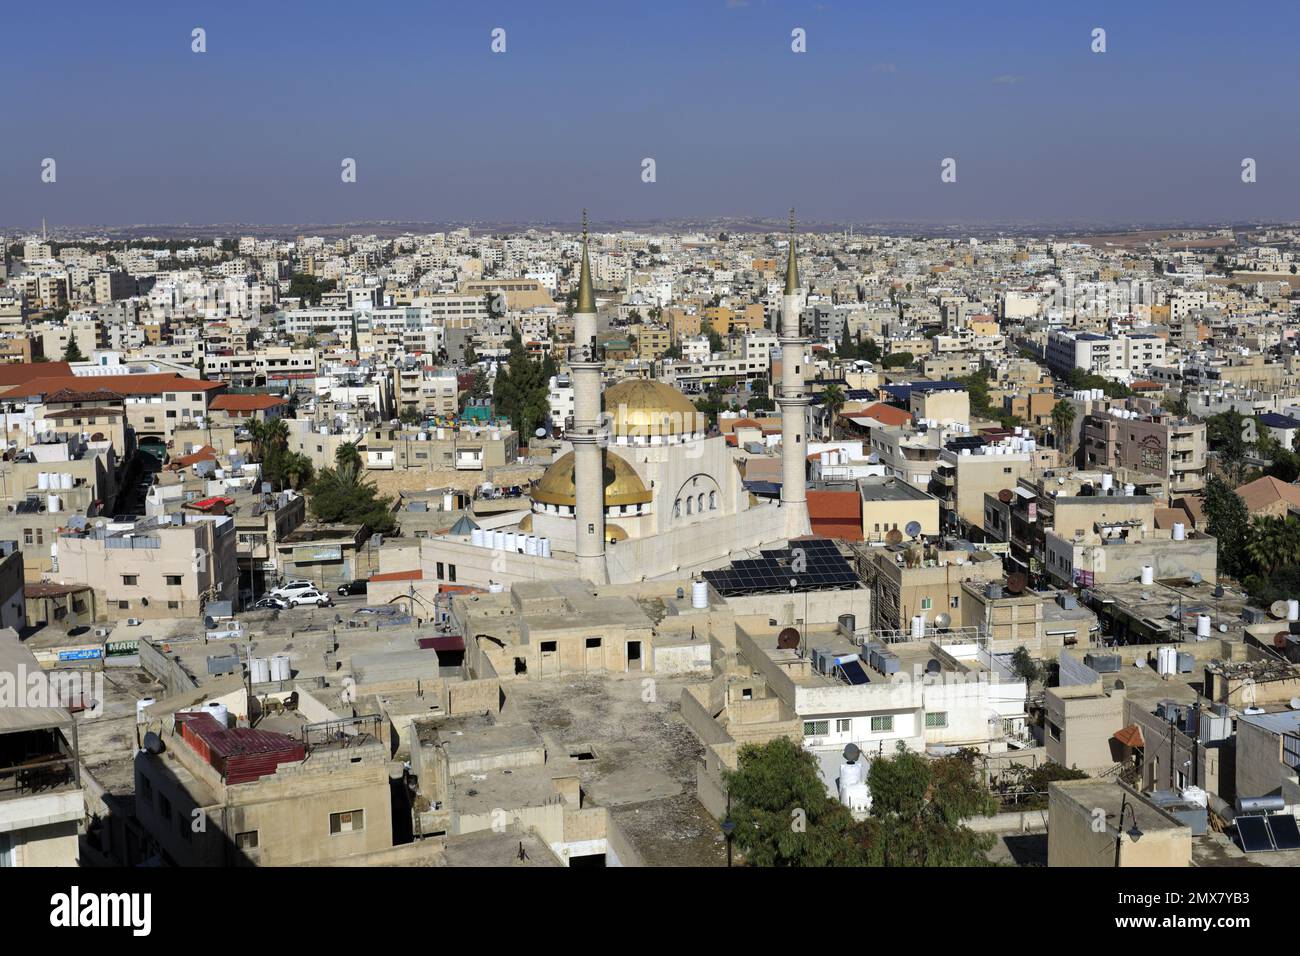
<box><xmin>469</xmin><ymin>527</ymin><xmax>552</xmax><ymax>559</ymax></box>
<box><xmin>36</xmin><ymin>472</ymin><xmax>75</xmax><ymax>490</ymax></box>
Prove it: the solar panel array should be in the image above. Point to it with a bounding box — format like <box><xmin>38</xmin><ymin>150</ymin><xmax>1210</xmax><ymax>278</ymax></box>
<box><xmin>1236</xmin><ymin>814</ymin><xmax>1300</xmax><ymax>852</ymax></box>
<box><xmin>702</xmin><ymin>538</ymin><xmax>859</xmax><ymax>596</ymax></box>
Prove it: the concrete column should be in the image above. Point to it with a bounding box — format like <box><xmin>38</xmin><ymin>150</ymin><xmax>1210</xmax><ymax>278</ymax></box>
<box><xmin>777</xmin><ymin>291</ymin><xmax>811</xmax><ymax>538</ymax></box>
<box><xmin>570</xmin><ymin>313</ymin><xmax>607</xmax><ymax>584</ymax></box>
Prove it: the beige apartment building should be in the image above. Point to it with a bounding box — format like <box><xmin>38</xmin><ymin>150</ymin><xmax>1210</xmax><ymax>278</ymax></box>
<box><xmin>55</xmin><ymin>513</ymin><xmax>238</xmax><ymax>621</ymax></box>
<box><xmin>930</xmin><ymin>446</ymin><xmax>1035</xmax><ymax>533</ymax></box>
<box><xmin>1080</xmin><ymin>411</ymin><xmax>1207</xmax><ymax>494</ymax></box>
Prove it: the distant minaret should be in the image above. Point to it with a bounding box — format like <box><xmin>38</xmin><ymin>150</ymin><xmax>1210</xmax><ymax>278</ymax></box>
<box><xmin>779</xmin><ymin>209</ymin><xmax>812</xmax><ymax>538</ymax></box>
<box><xmin>570</xmin><ymin>211</ymin><xmax>609</xmax><ymax>583</ymax></box>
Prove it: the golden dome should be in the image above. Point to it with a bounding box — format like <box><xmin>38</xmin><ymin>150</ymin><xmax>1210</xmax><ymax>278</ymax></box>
<box><xmin>604</xmin><ymin>379</ymin><xmax>704</xmax><ymax>438</ymax></box>
<box><xmin>532</xmin><ymin>450</ymin><xmax>653</xmax><ymax>508</ymax></box>
<box><xmin>517</xmin><ymin>513</ymin><xmax>533</xmax><ymax>532</ymax></box>
<box><xmin>605</xmin><ymin>523</ymin><xmax>629</xmax><ymax>543</ymax></box>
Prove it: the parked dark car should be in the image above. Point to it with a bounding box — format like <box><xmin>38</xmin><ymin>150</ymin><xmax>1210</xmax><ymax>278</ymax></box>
<box><xmin>252</xmin><ymin>596</ymin><xmax>287</xmax><ymax>610</ymax></box>
<box><xmin>338</xmin><ymin>579</ymin><xmax>369</xmax><ymax>596</ymax></box>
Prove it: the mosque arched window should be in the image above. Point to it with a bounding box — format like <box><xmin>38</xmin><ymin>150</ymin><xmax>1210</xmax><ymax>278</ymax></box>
<box><xmin>697</xmin><ymin>494</ymin><xmax>705</xmax><ymax>513</ymax></box>
<box><xmin>686</xmin><ymin>498</ymin><xmax>693</xmax><ymax>515</ymax></box>
<box><xmin>709</xmin><ymin>491</ymin><xmax>717</xmax><ymax>511</ymax></box>
<box><xmin>674</xmin><ymin>499</ymin><xmax>681</xmax><ymax>518</ymax></box>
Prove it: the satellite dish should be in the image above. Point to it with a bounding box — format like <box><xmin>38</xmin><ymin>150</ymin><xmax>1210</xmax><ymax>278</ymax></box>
<box><xmin>204</xmin><ymin>616</ymin><xmax>215</xmax><ymax>629</ymax></box>
<box><xmin>925</xmin><ymin>659</ymin><xmax>942</xmax><ymax>675</ymax></box>
<box><xmin>934</xmin><ymin>612</ymin><xmax>951</xmax><ymax>630</ymax></box>
<box><xmin>997</xmin><ymin>488</ymin><xmax>1013</xmax><ymax>504</ymax></box>
<box><xmin>534</xmin><ymin>427</ymin><xmax>547</xmax><ymax>438</ymax></box>
<box><xmin>885</xmin><ymin>528</ymin><xmax>904</xmax><ymax>546</ymax></box>
<box><xmin>1289</xmin><ymin>698</ymin><xmax>1300</xmax><ymax>710</ymax></box>
<box><xmin>1270</xmin><ymin>600</ymin><xmax>1288</xmax><ymax>619</ymax></box>
<box><xmin>842</xmin><ymin>743</ymin><xmax>861</xmax><ymax>763</ymax></box>
<box><xmin>142</xmin><ymin>732</ymin><xmax>165</xmax><ymax>755</ymax></box>
<box><xmin>905</xmin><ymin>520</ymin><xmax>922</xmax><ymax>538</ymax></box>
<box><xmin>1006</xmin><ymin>572</ymin><xmax>1027</xmax><ymax>594</ymax></box>
<box><xmin>777</xmin><ymin>627</ymin><xmax>801</xmax><ymax>650</ymax></box>
<box><xmin>1188</xmin><ymin>571</ymin><xmax>1203</xmax><ymax>585</ymax></box>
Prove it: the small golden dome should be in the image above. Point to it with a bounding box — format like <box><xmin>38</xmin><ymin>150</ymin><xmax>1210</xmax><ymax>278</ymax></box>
<box><xmin>604</xmin><ymin>379</ymin><xmax>704</xmax><ymax>438</ymax></box>
<box><xmin>532</xmin><ymin>450</ymin><xmax>653</xmax><ymax>508</ymax></box>
<box><xmin>605</xmin><ymin>523</ymin><xmax>629</xmax><ymax>543</ymax></box>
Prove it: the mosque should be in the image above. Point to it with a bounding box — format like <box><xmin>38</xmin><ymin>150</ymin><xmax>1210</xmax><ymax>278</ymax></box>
<box><xmin>397</xmin><ymin>212</ymin><xmax>812</xmax><ymax>588</ymax></box>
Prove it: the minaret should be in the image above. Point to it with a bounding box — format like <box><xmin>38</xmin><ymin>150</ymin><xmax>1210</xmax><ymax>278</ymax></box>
<box><xmin>778</xmin><ymin>209</ymin><xmax>812</xmax><ymax>538</ymax></box>
<box><xmin>570</xmin><ymin>211</ymin><xmax>609</xmax><ymax>583</ymax></box>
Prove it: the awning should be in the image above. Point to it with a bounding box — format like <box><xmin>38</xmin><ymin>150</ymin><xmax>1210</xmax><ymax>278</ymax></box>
<box><xmin>1113</xmin><ymin>724</ymin><xmax>1145</xmax><ymax>749</ymax></box>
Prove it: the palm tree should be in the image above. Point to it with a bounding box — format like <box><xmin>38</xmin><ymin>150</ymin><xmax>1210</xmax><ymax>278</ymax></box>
<box><xmin>1245</xmin><ymin>515</ymin><xmax>1298</xmax><ymax>574</ymax></box>
<box><xmin>1051</xmin><ymin>399</ymin><xmax>1076</xmax><ymax>459</ymax></box>
<box><xmin>335</xmin><ymin>442</ymin><xmax>362</xmax><ymax>472</ymax></box>
<box><xmin>822</xmin><ymin>384</ymin><xmax>845</xmax><ymax>440</ymax></box>
<box><xmin>282</xmin><ymin>452</ymin><xmax>314</xmax><ymax>490</ymax></box>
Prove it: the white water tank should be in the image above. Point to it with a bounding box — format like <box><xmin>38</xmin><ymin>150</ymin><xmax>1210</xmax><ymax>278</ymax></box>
<box><xmin>1124</xmin><ymin>483</ymin><xmax>1136</xmax><ymax>496</ymax></box>
<box><xmin>471</xmin><ymin>528</ymin><xmax>486</xmax><ymax>547</ymax></box>
<box><xmin>493</xmin><ymin>530</ymin><xmax>506</xmax><ymax>550</ymax></box>
<box><xmin>1140</xmin><ymin>565</ymin><xmax>1154</xmax><ymax>586</ymax></box>
<box><xmin>838</xmin><ymin>753</ymin><xmax>871</xmax><ymax>813</ymax></box>
<box><xmin>1196</xmin><ymin>614</ymin><xmax>1211</xmax><ymax>638</ymax></box>
<box><xmin>488</xmin><ymin>581</ymin><xmax>505</xmax><ymax>594</ymax></box>
<box><xmin>60</xmin><ymin>472</ymin><xmax>73</xmax><ymax>489</ymax></box>
<box><xmin>37</xmin><ymin>472</ymin><xmax>50</xmax><ymax>490</ymax></box>
<box><xmin>202</xmin><ymin>701</ymin><xmax>229</xmax><ymax>728</ymax></box>
<box><xmin>1157</xmin><ymin>646</ymin><xmax>1176</xmax><ymax>676</ymax></box>
<box><xmin>691</xmin><ymin>579</ymin><xmax>709</xmax><ymax>609</ymax></box>
<box><xmin>524</xmin><ymin>535</ymin><xmax>538</xmax><ymax>556</ymax></box>
<box><xmin>539</xmin><ymin>537</ymin><xmax>552</xmax><ymax>558</ymax></box>
<box><xmin>1172</xmin><ymin>522</ymin><xmax>1185</xmax><ymax>541</ymax></box>
<box><xmin>47</xmin><ymin>494</ymin><xmax>60</xmax><ymax>513</ymax></box>
<box><xmin>1289</xmin><ymin>600</ymin><xmax>1300</xmax><ymax>622</ymax></box>
<box><xmin>1101</xmin><ymin>473</ymin><xmax>1114</xmax><ymax>492</ymax></box>
<box><xmin>911</xmin><ymin>615</ymin><xmax>926</xmax><ymax>641</ymax></box>
<box><xmin>250</xmin><ymin>657</ymin><xmax>271</xmax><ymax>684</ymax></box>
<box><xmin>136</xmin><ymin>697</ymin><xmax>156</xmax><ymax>723</ymax></box>
<box><xmin>270</xmin><ymin>655</ymin><xmax>291</xmax><ymax>682</ymax></box>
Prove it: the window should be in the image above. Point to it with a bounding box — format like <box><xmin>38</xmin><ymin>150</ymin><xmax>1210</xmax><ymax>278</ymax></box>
<box><xmin>802</xmin><ymin>720</ymin><xmax>829</xmax><ymax>737</ymax></box>
<box><xmin>1048</xmin><ymin>721</ymin><xmax>1061</xmax><ymax>742</ymax></box>
<box><xmin>448</xmin><ymin>565</ymin><xmax>456</xmax><ymax>583</ymax></box>
<box><xmin>22</xmin><ymin>529</ymin><xmax>32</xmax><ymax>546</ymax></box>
<box><xmin>167</xmin><ymin>601</ymin><xmax>180</xmax><ymax>610</ymax></box>
<box><xmin>585</xmin><ymin>637</ymin><xmax>601</xmax><ymax>648</ymax></box>
<box><xmin>436</xmin><ymin>562</ymin><xmax>444</xmax><ymax>580</ymax></box>
<box><xmin>950</xmin><ymin>596</ymin><xmax>960</xmax><ymax>609</ymax></box>
<box><xmin>921</xmin><ymin>597</ymin><xmax>932</xmax><ymax>610</ymax></box>
<box><xmin>235</xmin><ymin>830</ymin><xmax>259</xmax><ymax>850</ymax></box>
<box><xmin>122</xmin><ymin>575</ymin><xmax>138</xmax><ymax>585</ymax></box>
<box><xmin>330</xmin><ymin>810</ymin><xmax>365</xmax><ymax>834</ymax></box>
<box><xmin>835</xmin><ymin>718</ymin><xmax>852</xmax><ymax>734</ymax></box>
<box><xmin>165</xmin><ymin>575</ymin><xmax>182</xmax><ymax>586</ymax></box>
<box><xmin>871</xmin><ymin>716</ymin><xmax>894</xmax><ymax>733</ymax></box>
<box><xmin>925</xmin><ymin>712</ymin><xmax>948</xmax><ymax>729</ymax></box>
<box><xmin>118</xmin><ymin>600</ymin><xmax>130</xmax><ymax>610</ymax></box>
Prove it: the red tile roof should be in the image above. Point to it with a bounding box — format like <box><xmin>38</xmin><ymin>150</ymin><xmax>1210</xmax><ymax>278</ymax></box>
<box><xmin>851</xmin><ymin>403</ymin><xmax>912</xmax><ymax>427</ymax></box>
<box><xmin>0</xmin><ymin>362</ymin><xmax>72</xmax><ymax>385</ymax></box>
<box><xmin>210</xmin><ymin>394</ymin><xmax>289</xmax><ymax>412</ymax></box>
<box><xmin>1</xmin><ymin>372</ymin><xmax>224</xmax><ymax>400</ymax></box>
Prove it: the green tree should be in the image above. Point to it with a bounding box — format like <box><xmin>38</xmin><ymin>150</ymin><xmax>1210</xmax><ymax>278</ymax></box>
<box><xmin>335</xmin><ymin>442</ymin><xmax>362</xmax><ymax>472</ymax></box>
<box><xmin>307</xmin><ymin>461</ymin><xmax>396</xmax><ymax>534</ymax></box>
<box><xmin>862</xmin><ymin>745</ymin><xmax>997</xmax><ymax>867</ymax></box>
<box><xmin>1203</xmin><ymin>473</ymin><xmax>1251</xmax><ymax>579</ymax></box>
<box><xmin>1010</xmin><ymin>646</ymin><xmax>1043</xmax><ymax>686</ymax></box>
<box><xmin>1051</xmin><ymin>398</ymin><xmax>1076</xmax><ymax>458</ymax></box>
<box><xmin>492</xmin><ymin>333</ymin><xmax>549</xmax><ymax>439</ymax></box>
<box><xmin>62</xmin><ymin>337</ymin><xmax>86</xmax><ymax>363</ymax></box>
<box><xmin>861</xmin><ymin>337</ymin><xmax>882</xmax><ymax>364</ymax></box>
<box><xmin>821</xmin><ymin>383</ymin><xmax>845</xmax><ymax>440</ymax></box>
<box><xmin>722</xmin><ymin>737</ymin><xmax>866</xmax><ymax>867</ymax></box>
<box><xmin>881</xmin><ymin>351</ymin><xmax>913</xmax><ymax>369</ymax></box>
<box><xmin>1206</xmin><ymin>410</ymin><xmax>1249</xmax><ymax>485</ymax></box>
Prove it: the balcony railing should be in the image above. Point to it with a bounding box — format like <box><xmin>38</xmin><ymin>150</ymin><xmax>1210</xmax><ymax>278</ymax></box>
<box><xmin>0</xmin><ymin>756</ymin><xmax>78</xmax><ymax>801</ymax></box>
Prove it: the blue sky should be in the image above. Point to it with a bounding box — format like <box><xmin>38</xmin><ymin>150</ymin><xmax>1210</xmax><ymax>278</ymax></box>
<box><xmin>4</xmin><ymin>0</ymin><xmax>1299</xmax><ymax>228</ymax></box>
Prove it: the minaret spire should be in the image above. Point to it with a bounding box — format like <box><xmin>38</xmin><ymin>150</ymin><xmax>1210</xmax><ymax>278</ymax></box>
<box><xmin>784</xmin><ymin>208</ymin><xmax>799</xmax><ymax>294</ymax></box>
<box><xmin>576</xmin><ymin>208</ymin><xmax>596</xmax><ymax>317</ymax></box>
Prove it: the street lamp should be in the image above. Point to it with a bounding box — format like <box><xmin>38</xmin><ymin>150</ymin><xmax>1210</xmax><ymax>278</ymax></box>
<box><xmin>1113</xmin><ymin>794</ymin><xmax>1143</xmax><ymax>866</ymax></box>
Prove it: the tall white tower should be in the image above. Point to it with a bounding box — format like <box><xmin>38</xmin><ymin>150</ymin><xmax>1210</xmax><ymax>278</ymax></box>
<box><xmin>570</xmin><ymin>211</ymin><xmax>609</xmax><ymax>583</ymax></box>
<box><xmin>778</xmin><ymin>210</ymin><xmax>811</xmax><ymax>539</ymax></box>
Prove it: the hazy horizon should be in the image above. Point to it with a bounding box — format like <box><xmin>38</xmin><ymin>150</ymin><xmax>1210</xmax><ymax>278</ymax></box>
<box><xmin>5</xmin><ymin>0</ymin><xmax>1299</xmax><ymax>229</ymax></box>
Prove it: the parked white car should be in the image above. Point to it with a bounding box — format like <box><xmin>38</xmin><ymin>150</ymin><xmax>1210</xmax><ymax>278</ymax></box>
<box><xmin>285</xmin><ymin>588</ymin><xmax>333</xmax><ymax>608</ymax></box>
<box><xmin>270</xmin><ymin>580</ymin><xmax>316</xmax><ymax>600</ymax></box>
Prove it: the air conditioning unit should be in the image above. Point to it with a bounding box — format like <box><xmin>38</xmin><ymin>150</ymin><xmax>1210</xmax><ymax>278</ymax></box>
<box><xmin>94</xmin><ymin>627</ymin><xmax>110</xmax><ymax>638</ymax></box>
<box><xmin>125</xmin><ymin>618</ymin><xmax>142</xmax><ymax>627</ymax></box>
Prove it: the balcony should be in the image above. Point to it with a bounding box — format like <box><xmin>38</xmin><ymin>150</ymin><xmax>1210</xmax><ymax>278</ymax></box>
<box><xmin>0</xmin><ymin>727</ymin><xmax>79</xmax><ymax>804</ymax></box>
